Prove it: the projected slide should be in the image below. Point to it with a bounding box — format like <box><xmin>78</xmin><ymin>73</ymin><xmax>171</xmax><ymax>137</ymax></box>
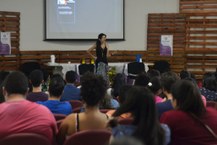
<box><xmin>57</xmin><ymin>0</ymin><xmax>75</xmax><ymax>23</ymax></box>
<box><xmin>45</xmin><ymin>0</ymin><xmax>124</xmax><ymax>40</ymax></box>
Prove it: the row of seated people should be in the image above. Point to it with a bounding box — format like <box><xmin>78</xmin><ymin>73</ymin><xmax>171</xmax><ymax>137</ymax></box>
<box><xmin>26</xmin><ymin>68</ymin><xmax>217</xmax><ymax>117</ymax></box>
<box><xmin>0</xmin><ymin>70</ymin><xmax>217</xmax><ymax>145</ymax></box>
<box><xmin>25</xmin><ymin>69</ymin><xmax>119</xmax><ymax>116</ymax></box>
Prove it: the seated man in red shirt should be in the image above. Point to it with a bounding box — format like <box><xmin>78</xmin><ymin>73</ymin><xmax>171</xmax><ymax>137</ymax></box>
<box><xmin>0</xmin><ymin>71</ymin><xmax>57</xmax><ymax>143</ymax></box>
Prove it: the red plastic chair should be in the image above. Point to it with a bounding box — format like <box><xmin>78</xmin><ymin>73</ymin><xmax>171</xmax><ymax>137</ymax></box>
<box><xmin>0</xmin><ymin>133</ymin><xmax>51</xmax><ymax>145</ymax></box>
<box><xmin>69</xmin><ymin>100</ymin><xmax>83</xmax><ymax>109</ymax></box>
<box><xmin>53</xmin><ymin>113</ymin><xmax>67</xmax><ymax>121</ymax></box>
<box><xmin>100</xmin><ymin>109</ymin><xmax>110</xmax><ymax>113</ymax></box>
<box><xmin>73</xmin><ymin>107</ymin><xmax>82</xmax><ymax>113</ymax></box>
<box><xmin>64</xmin><ymin>130</ymin><xmax>111</xmax><ymax>145</ymax></box>
<box><xmin>207</xmin><ymin>101</ymin><xmax>217</xmax><ymax>109</ymax></box>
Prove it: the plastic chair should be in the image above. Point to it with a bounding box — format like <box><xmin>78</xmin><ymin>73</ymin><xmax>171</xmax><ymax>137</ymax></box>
<box><xmin>64</xmin><ymin>130</ymin><xmax>111</xmax><ymax>145</ymax></box>
<box><xmin>69</xmin><ymin>100</ymin><xmax>83</xmax><ymax>109</ymax></box>
<box><xmin>19</xmin><ymin>62</ymin><xmax>41</xmax><ymax>77</ymax></box>
<box><xmin>78</xmin><ymin>64</ymin><xmax>95</xmax><ymax>75</ymax></box>
<box><xmin>207</xmin><ymin>101</ymin><xmax>217</xmax><ymax>109</ymax></box>
<box><xmin>0</xmin><ymin>133</ymin><xmax>51</xmax><ymax>145</ymax></box>
<box><xmin>53</xmin><ymin>113</ymin><xmax>67</xmax><ymax>121</ymax></box>
<box><xmin>100</xmin><ymin>109</ymin><xmax>110</xmax><ymax>113</ymax></box>
<box><xmin>72</xmin><ymin>107</ymin><xmax>82</xmax><ymax>113</ymax></box>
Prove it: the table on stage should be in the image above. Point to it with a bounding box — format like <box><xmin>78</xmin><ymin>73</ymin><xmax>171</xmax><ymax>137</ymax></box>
<box><xmin>46</xmin><ymin>62</ymin><xmax>153</xmax><ymax>77</ymax></box>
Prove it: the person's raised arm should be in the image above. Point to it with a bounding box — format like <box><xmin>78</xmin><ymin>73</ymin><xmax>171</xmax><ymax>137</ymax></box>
<box><xmin>87</xmin><ymin>44</ymin><xmax>97</xmax><ymax>59</ymax></box>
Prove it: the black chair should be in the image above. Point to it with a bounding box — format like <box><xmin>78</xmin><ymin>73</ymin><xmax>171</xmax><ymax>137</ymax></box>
<box><xmin>153</xmin><ymin>60</ymin><xmax>170</xmax><ymax>74</ymax></box>
<box><xmin>78</xmin><ymin>64</ymin><xmax>94</xmax><ymax>75</ymax></box>
<box><xmin>19</xmin><ymin>62</ymin><xmax>41</xmax><ymax>77</ymax></box>
<box><xmin>127</xmin><ymin>62</ymin><xmax>145</xmax><ymax>80</ymax></box>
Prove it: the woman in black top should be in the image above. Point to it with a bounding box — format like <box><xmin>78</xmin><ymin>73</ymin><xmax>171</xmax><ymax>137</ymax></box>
<box><xmin>87</xmin><ymin>33</ymin><xmax>111</xmax><ymax>83</ymax></box>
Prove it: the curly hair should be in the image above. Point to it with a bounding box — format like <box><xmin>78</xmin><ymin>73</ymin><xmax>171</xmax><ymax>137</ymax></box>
<box><xmin>80</xmin><ymin>73</ymin><xmax>107</xmax><ymax>107</ymax></box>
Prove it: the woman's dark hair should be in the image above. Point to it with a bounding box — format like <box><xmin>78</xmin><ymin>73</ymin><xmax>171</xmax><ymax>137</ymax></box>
<box><xmin>113</xmin><ymin>86</ymin><xmax>165</xmax><ymax>145</ymax></box>
<box><xmin>134</xmin><ymin>72</ymin><xmax>150</xmax><ymax>87</ymax></box>
<box><xmin>148</xmin><ymin>77</ymin><xmax>162</xmax><ymax>95</ymax></box>
<box><xmin>202</xmin><ymin>72</ymin><xmax>217</xmax><ymax>91</ymax></box>
<box><xmin>111</xmin><ymin>73</ymin><xmax>126</xmax><ymax>98</ymax></box>
<box><xmin>49</xmin><ymin>74</ymin><xmax>65</xmax><ymax>97</ymax></box>
<box><xmin>171</xmin><ymin>80</ymin><xmax>206</xmax><ymax>117</ymax></box>
<box><xmin>183</xmin><ymin>77</ymin><xmax>197</xmax><ymax>87</ymax></box>
<box><xmin>96</xmin><ymin>33</ymin><xmax>106</xmax><ymax>48</ymax></box>
<box><xmin>161</xmin><ymin>71</ymin><xmax>179</xmax><ymax>93</ymax></box>
<box><xmin>118</xmin><ymin>85</ymin><xmax>133</xmax><ymax>104</ymax></box>
<box><xmin>81</xmin><ymin>72</ymin><xmax>107</xmax><ymax>107</ymax></box>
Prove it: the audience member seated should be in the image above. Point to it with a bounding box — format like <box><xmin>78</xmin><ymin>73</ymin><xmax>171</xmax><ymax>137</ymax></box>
<box><xmin>160</xmin><ymin>80</ymin><xmax>217</xmax><ymax>145</ymax></box>
<box><xmin>105</xmin><ymin>73</ymin><xmax>125</xmax><ymax>109</ymax></box>
<box><xmin>183</xmin><ymin>77</ymin><xmax>207</xmax><ymax>106</ymax></box>
<box><xmin>109</xmin><ymin>86</ymin><xmax>170</xmax><ymax>145</ymax></box>
<box><xmin>180</xmin><ymin>70</ymin><xmax>198</xmax><ymax>86</ymax></box>
<box><xmin>147</xmin><ymin>69</ymin><xmax>161</xmax><ymax>78</ymax></box>
<box><xmin>106</xmin><ymin>85</ymin><xmax>133</xmax><ymax>118</ymax></box>
<box><xmin>200</xmin><ymin>72</ymin><xmax>217</xmax><ymax>102</ymax></box>
<box><xmin>156</xmin><ymin>71</ymin><xmax>179</xmax><ymax>118</ymax></box>
<box><xmin>0</xmin><ymin>71</ymin><xmax>57</xmax><ymax>143</ymax></box>
<box><xmin>60</xmin><ymin>71</ymin><xmax>81</xmax><ymax>101</ymax></box>
<box><xmin>37</xmin><ymin>74</ymin><xmax>72</xmax><ymax>115</ymax></box>
<box><xmin>100</xmin><ymin>94</ymin><xmax>119</xmax><ymax>109</ymax></box>
<box><xmin>100</xmin><ymin>94</ymin><xmax>119</xmax><ymax>110</ymax></box>
<box><xmin>134</xmin><ymin>72</ymin><xmax>150</xmax><ymax>87</ymax></box>
<box><xmin>148</xmin><ymin>76</ymin><xmax>163</xmax><ymax>103</ymax></box>
<box><xmin>57</xmin><ymin>73</ymin><xmax>109</xmax><ymax>145</ymax></box>
<box><xmin>108</xmin><ymin>73</ymin><xmax>126</xmax><ymax>99</ymax></box>
<box><xmin>134</xmin><ymin>72</ymin><xmax>163</xmax><ymax>103</ymax></box>
<box><xmin>179</xmin><ymin>70</ymin><xmax>191</xmax><ymax>80</ymax></box>
<box><xmin>26</xmin><ymin>70</ymin><xmax>48</xmax><ymax>102</ymax></box>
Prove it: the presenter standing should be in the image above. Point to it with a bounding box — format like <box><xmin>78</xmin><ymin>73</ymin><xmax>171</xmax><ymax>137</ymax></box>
<box><xmin>87</xmin><ymin>33</ymin><xmax>111</xmax><ymax>83</ymax></box>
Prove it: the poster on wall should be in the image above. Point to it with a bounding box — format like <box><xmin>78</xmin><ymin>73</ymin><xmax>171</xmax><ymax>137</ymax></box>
<box><xmin>0</xmin><ymin>32</ymin><xmax>11</xmax><ymax>55</ymax></box>
<box><xmin>160</xmin><ymin>35</ymin><xmax>173</xmax><ymax>56</ymax></box>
